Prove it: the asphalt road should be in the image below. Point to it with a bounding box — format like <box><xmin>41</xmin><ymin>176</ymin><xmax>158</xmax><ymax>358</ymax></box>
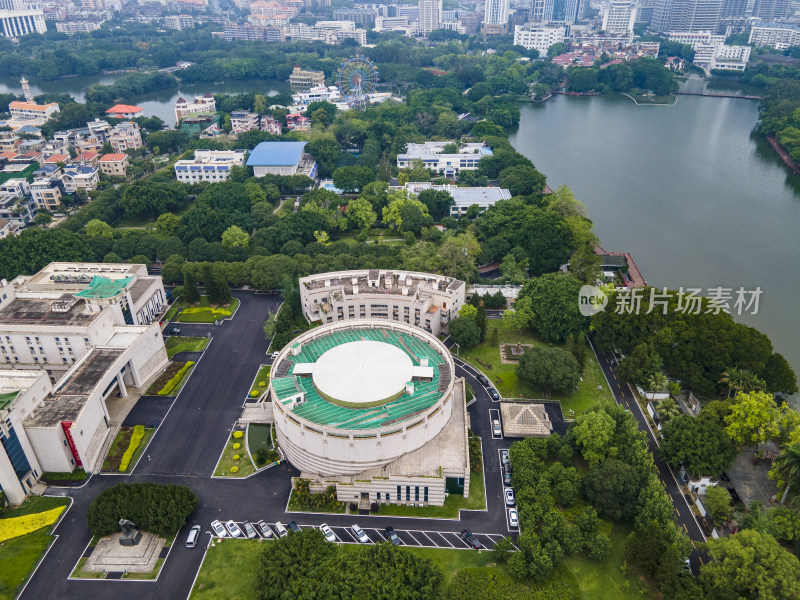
<box><xmin>590</xmin><ymin>339</ymin><xmax>709</xmax><ymax>571</ymax></box>
<box><xmin>21</xmin><ymin>293</ymin><xmax>517</xmax><ymax>600</ymax></box>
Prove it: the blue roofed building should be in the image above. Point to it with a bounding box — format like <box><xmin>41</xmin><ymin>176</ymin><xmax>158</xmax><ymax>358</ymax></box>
<box><xmin>246</xmin><ymin>141</ymin><xmax>318</xmax><ymax>178</ymax></box>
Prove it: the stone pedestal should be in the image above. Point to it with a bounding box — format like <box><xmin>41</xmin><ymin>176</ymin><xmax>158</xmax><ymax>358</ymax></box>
<box><xmin>84</xmin><ymin>532</ymin><xmax>164</xmax><ymax>573</ymax></box>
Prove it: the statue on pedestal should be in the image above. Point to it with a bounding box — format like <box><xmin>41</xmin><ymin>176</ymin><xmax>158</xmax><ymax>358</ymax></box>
<box><xmin>119</xmin><ymin>518</ymin><xmax>142</xmax><ymax>546</ymax></box>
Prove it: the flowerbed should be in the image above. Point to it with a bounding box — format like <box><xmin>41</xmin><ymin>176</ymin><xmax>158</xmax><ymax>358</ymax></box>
<box><xmin>157</xmin><ymin>361</ymin><xmax>194</xmax><ymax>396</ymax></box>
<box><xmin>0</xmin><ymin>506</ymin><xmax>65</xmax><ymax>543</ymax></box>
<box><xmin>119</xmin><ymin>425</ymin><xmax>145</xmax><ymax>471</ymax></box>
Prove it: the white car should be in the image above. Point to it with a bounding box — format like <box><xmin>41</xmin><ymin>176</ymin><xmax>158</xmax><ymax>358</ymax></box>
<box><xmin>257</xmin><ymin>520</ymin><xmax>274</xmax><ymax>539</ymax></box>
<box><xmin>508</xmin><ymin>508</ymin><xmax>519</xmax><ymax>528</ymax></box>
<box><xmin>211</xmin><ymin>520</ymin><xmax>227</xmax><ymax>537</ymax></box>
<box><xmin>505</xmin><ymin>488</ymin><xmax>515</xmax><ymax>506</ymax></box>
<box><xmin>225</xmin><ymin>520</ymin><xmax>243</xmax><ymax>538</ymax></box>
<box><xmin>351</xmin><ymin>524</ymin><xmax>370</xmax><ymax>543</ymax></box>
<box><xmin>320</xmin><ymin>523</ymin><xmax>336</xmax><ymax>543</ymax></box>
<box><xmin>273</xmin><ymin>521</ymin><xmax>288</xmax><ymax>538</ymax></box>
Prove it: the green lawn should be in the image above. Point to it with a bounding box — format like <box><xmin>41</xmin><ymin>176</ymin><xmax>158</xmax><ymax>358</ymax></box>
<box><xmin>376</xmin><ymin>470</ymin><xmax>485</xmax><ymax>518</ymax></box>
<box><xmin>190</xmin><ymin>539</ymin><xmax>262</xmax><ymax>600</ymax></box>
<box><xmin>401</xmin><ymin>546</ymin><xmax>498</xmax><ymax>585</ymax></box>
<box><xmin>164</xmin><ymin>336</ymin><xmax>209</xmax><ymax>359</ymax></box>
<box><xmin>562</xmin><ymin>522</ymin><xmax>652</xmax><ymax>599</ymax></box>
<box><xmin>287</xmin><ymin>489</ymin><xmax>346</xmax><ymax>513</ymax></box>
<box><xmin>247</xmin><ymin>364</ymin><xmax>270</xmax><ymax>399</ymax></box>
<box><xmin>0</xmin><ymin>497</ymin><xmax>70</xmax><ymax>599</ymax></box>
<box><xmin>213</xmin><ymin>431</ymin><xmax>256</xmax><ymax>477</ymax></box>
<box><xmin>459</xmin><ymin>321</ymin><xmax>613</xmax><ymax>417</ymax></box>
<box><xmin>177</xmin><ymin>297</ymin><xmax>240</xmax><ymax>323</ymax></box>
<box><xmin>40</xmin><ymin>469</ymin><xmax>86</xmax><ymax>481</ymax></box>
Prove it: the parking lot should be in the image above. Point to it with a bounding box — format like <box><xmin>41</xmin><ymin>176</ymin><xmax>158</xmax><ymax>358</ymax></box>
<box><xmin>212</xmin><ymin>521</ymin><xmax>508</xmax><ymax>550</ymax></box>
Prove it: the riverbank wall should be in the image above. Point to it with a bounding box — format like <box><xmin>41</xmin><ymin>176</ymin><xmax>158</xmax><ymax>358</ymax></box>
<box><xmin>766</xmin><ymin>135</ymin><xmax>800</xmax><ymax>176</ymax></box>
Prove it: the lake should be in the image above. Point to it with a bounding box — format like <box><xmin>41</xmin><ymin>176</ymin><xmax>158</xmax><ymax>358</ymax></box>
<box><xmin>0</xmin><ymin>75</ymin><xmax>288</xmax><ymax>125</ymax></box>
<box><xmin>510</xmin><ymin>84</ymin><xmax>800</xmax><ymax>401</ymax></box>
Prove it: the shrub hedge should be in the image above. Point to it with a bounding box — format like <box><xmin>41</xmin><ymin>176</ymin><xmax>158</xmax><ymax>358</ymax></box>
<box><xmin>86</xmin><ymin>482</ymin><xmax>197</xmax><ymax>537</ymax></box>
<box><xmin>119</xmin><ymin>425</ymin><xmax>146</xmax><ymax>472</ymax></box>
<box><xmin>0</xmin><ymin>506</ymin><xmax>66</xmax><ymax>543</ymax></box>
<box><xmin>157</xmin><ymin>361</ymin><xmax>194</xmax><ymax>396</ymax></box>
<box><xmin>447</xmin><ymin>566</ymin><xmax>579</xmax><ymax>600</ymax></box>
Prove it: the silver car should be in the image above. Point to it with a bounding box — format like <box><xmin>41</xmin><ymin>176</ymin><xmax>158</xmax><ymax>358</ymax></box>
<box><xmin>242</xmin><ymin>521</ymin><xmax>257</xmax><ymax>539</ymax></box>
<box><xmin>225</xmin><ymin>520</ymin><xmax>243</xmax><ymax>538</ymax></box>
<box><xmin>351</xmin><ymin>524</ymin><xmax>370</xmax><ymax>543</ymax></box>
<box><xmin>211</xmin><ymin>520</ymin><xmax>227</xmax><ymax>537</ymax></box>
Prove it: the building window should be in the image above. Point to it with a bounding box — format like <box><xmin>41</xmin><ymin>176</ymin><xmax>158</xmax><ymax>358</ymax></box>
<box><xmin>376</xmin><ymin>492</ymin><xmax>381</xmax><ymax>501</ymax></box>
<box><xmin>424</xmin><ymin>487</ymin><xmax>428</xmax><ymax>502</ymax></box>
<box><xmin>396</xmin><ymin>486</ymin><xmax>401</xmax><ymax>501</ymax></box>
<box><xmin>415</xmin><ymin>486</ymin><xmax>419</xmax><ymax>501</ymax></box>
<box><xmin>406</xmin><ymin>486</ymin><xmax>410</xmax><ymax>501</ymax></box>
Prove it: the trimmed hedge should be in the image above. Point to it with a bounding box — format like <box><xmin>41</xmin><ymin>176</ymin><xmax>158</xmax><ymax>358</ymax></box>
<box><xmin>157</xmin><ymin>361</ymin><xmax>194</xmax><ymax>396</ymax></box>
<box><xmin>86</xmin><ymin>483</ymin><xmax>197</xmax><ymax>538</ymax></box>
<box><xmin>119</xmin><ymin>425</ymin><xmax>146</xmax><ymax>472</ymax></box>
<box><xmin>0</xmin><ymin>506</ymin><xmax>66</xmax><ymax>543</ymax></box>
<box><xmin>447</xmin><ymin>566</ymin><xmax>580</xmax><ymax>600</ymax></box>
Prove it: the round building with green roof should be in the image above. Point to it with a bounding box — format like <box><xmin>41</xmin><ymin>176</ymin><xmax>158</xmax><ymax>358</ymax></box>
<box><xmin>270</xmin><ymin>320</ymin><xmax>458</xmax><ymax>478</ymax></box>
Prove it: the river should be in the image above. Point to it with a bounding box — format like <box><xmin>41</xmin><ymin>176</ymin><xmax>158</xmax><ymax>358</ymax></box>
<box><xmin>510</xmin><ymin>82</ymin><xmax>800</xmax><ymax>402</ymax></box>
<box><xmin>0</xmin><ymin>76</ymin><xmax>288</xmax><ymax>125</ymax></box>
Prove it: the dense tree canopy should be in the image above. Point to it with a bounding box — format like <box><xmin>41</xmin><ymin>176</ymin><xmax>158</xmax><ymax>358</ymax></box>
<box><xmin>659</xmin><ymin>414</ymin><xmax>738</xmax><ymax>477</ymax></box>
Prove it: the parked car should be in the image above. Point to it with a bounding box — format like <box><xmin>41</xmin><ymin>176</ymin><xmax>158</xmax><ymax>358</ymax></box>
<box><xmin>500</xmin><ymin>449</ymin><xmax>509</xmax><ymax>465</ymax></box>
<box><xmin>505</xmin><ymin>488</ymin><xmax>515</xmax><ymax>506</ymax></box>
<box><xmin>225</xmin><ymin>520</ymin><xmax>243</xmax><ymax>538</ymax></box>
<box><xmin>489</xmin><ymin>388</ymin><xmax>500</xmax><ymax>400</ymax></box>
<box><xmin>352</xmin><ymin>524</ymin><xmax>370</xmax><ymax>543</ymax></box>
<box><xmin>242</xmin><ymin>521</ymin><xmax>257</xmax><ymax>539</ymax></box>
<box><xmin>460</xmin><ymin>530</ymin><xmax>482</xmax><ymax>550</ymax></box>
<box><xmin>271</xmin><ymin>351</ymin><xmax>280</xmax><ymax>359</ymax></box>
<box><xmin>211</xmin><ymin>520</ymin><xmax>227</xmax><ymax>537</ymax></box>
<box><xmin>384</xmin><ymin>526</ymin><xmax>401</xmax><ymax>546</ymax></box>
<box><xmin>503</xmin><ymin>471</ymin><xmax>512</xmax><ymax>486</ymax></box>
<box><xmin>508</xmin><ymin>508</ymin><xmax>519</xmax><ymax>528</ymax></box>
<box><xmin>682</xmin><ymin>558</ymin><xmax>693</xmax><ymax>574</ymax></box>
<box><xmin>288</xmin><ymin>520</ymin><xmax>301</xmax><ymax>533</ymax></box>
<box><xmin>257</xmin><ymin>520</ymin><xmax>273</xmax><ymax>539</ymax></box>
<box><xmin>186</xmin><ymin>525</ymin><xmax>201</xmax><ymax>548</ymax></box>
<box><xmin>492</xmin><ymin>419</ymin><xmax>502</xmax><ymax>437</ymax></box>
<box><xmin>320</xmin><ymin>523</ymin><xmax>336</xmax><ymax>543</ymax></box>
<box><xmin>273</xmin><ymin>522</ymin><xmax>288</xmax><ymax>538</ymax></box>
<box><xmin>476</xmin><ymin>374</ymin><xmax>489</xmax><ymax>386</ymax></box>
<box><xmin>170</xmin><ymin>327</ymin><xmax>181</xmax><ymax>335</ymax></box>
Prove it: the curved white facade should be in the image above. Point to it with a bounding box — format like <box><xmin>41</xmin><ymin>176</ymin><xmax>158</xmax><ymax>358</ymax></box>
<box><xmin>270</xmin><ymin>320</ymin><xmax>455</xmax><ymax>477</ymax></box>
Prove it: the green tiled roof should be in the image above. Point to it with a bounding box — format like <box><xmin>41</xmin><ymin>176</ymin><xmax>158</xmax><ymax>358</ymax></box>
<box><xmin>0</xmin><ymin>390</ymin><xmax>19</xmax><ymax>410</ymax></box>
<box><xmin>74</xmin><ymin>276</ymin><xmax>132</xmax><ymax>299</ymax></box>
<box><xmin>274</xmin><ymin>327</ymin><xmax>446</xmax><ymax>430</ymax></box>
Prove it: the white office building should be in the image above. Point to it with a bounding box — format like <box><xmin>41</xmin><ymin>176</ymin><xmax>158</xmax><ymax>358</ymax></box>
<box><xmin>749</xmin><ymin>22</ymin><xmax>800</xmax><ymax>49</ymax></box>
<box><xmin>397</xmin><ymin>141</ymin><xmax>493</xmax><ymax>177</ymax></box>
<box><xmin>398</xmin><ymin>182</ymin><xmax>513</xmax><ymax>217</ymax></box>
<box><xmin>513</xmin><ymin>24</ymin><xmax>565</xmax><ymax>53</ymax></box>
<box><xmin>174</xmin><ymin>149</ymin><xmax>246</xmax><ymax>183</ymax></box>
<box><xmin>417</xmin><ymin>0</ymin><xmax>441</xmax><ymax>34</ymax></box>
<box><xmin>0</xmin><ymin>263</ymin><xmax>169</xmax><ymax>504</ymax></box>
<box><xmin>0</xmin><ymin>7</ymin><xmax>46</xmax><ymax>37</ymax></box>
<box><xmin>483</xmin><ymin>0</ymin><xmax>509</xmax><ymax>25</ymax></box>
<box><xmin>602</xmin><ymin>0</ymin><xmax>636</xmax><ymax>33</ymax></box>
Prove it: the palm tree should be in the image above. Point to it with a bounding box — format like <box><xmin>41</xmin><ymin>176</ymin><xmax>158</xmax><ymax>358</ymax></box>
<box><xmin>775</xmin><ymin>442</ymin><xmax>800</xmax><ymax>505</ymax></box>
<box><xmin>647</xmin><ymin>372</ymin><xmax>668</xmax><ymax>400</ymax></box>
<box><xmin>657</xmin><ymin>397</ymin><xmax>682</xmax><ymax>423</ymax></box>
<box><xmin>719</xmin><ymin>367</ymin><xmax>765</xmax><ymax>398</ymax></box>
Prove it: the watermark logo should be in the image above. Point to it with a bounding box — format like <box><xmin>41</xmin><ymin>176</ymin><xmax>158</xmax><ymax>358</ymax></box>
<box><xmin>578</xmin><ymin>285</ymin><xmax>608</xmax><ymax>316</ymax></box>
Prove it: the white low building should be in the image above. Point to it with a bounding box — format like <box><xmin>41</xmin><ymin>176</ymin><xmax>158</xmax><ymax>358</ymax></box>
<box><xmin>397</xmin><ymin>141</ymin><xmax>493</xmax><ymax>177</ymax></box>
<box><xmin>174</xmin><ymin>149</ymin><xmax>246</xmax><ymax>183</ymax></box>
<box><xmin>61</xmin><ymin>164</ymin><xmax>99</xmax><ymax>192</ymax></box>
<box><xmin>299</xmin><ymin>269</ymin><xmax>466</xmax><ymax>336</ymax></box>
<box><xmin>0</xmin><ymin>263</ymin><xmax>170</xmax><ymax>504</ymax></box>
<box><xmin>5</xmin><ymin>101</ymin><xmax>59</xmax><ymax>129</ymax></box>
<box><xmin>513</xmin><ymin>24</ymin><xmax>565</xmax><ymax>53</ymax></box>
<box><xmin>246</xmin><ymin>141</ymin><xmax>318</xmax><ymax>178</ymax></box>
<box><xmin>749</xmin><ymin>22</ymin><xmax>800</xmax><ymax>49</ymax></box>
<box><xmin>399</xmin><ymin>182</ymin><xmax>513</xmax><ymax>216</ymax></box>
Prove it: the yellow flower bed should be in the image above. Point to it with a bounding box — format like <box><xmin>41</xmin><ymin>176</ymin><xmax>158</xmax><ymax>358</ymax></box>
<box><xmin>157</xmin><ymin>361</ymin><xmax>194</xmax><ymax>396</ymax></box>
<box><xmin>119</xmin><ymin>425</ymin><xmax>146</xmax><ymax>472</ymax></box>
<box><xmin>181</xmin><ymin>307</ymin><xmax>232</xmax><ymax>318</ymax></box>
<box><xmin>0</xmin><ymin>506</ymin><xmax>66</xmax><ymax>543</ymax></box>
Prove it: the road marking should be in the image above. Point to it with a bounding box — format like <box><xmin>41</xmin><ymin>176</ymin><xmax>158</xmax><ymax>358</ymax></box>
<box><xmin>699</xmin><ymin>556</ymin><xmax>704</xmax><ymax>565</ymax></box>
<box><xmin>669</xmin><ymin>493</ymin><xmax>673</xmax><ymax>501</ymax></box>
<box><xmin>691</xmin><ymin>540</ymin><xmax>696</xmax><ymax>549</ymax></box>
<box><xmin>405</xmin><ymin>530</ymin><xmax>424</xmax><ymax>546</ymax></box>
<box><xmin>655</xmin><ymin>465</ymin><xmax>661</xmax><ymax>474</ymax></box>
<box><xmin>612</xmin><ymin>373</ymin><xmax>616</xmax><ymax>380</ymax></box>
<box><xmin>683</xmin><ymin>524</ymin><xmax>688</xmax><ymax>533</ymax></box>
<box><xmin>434</xmin><ymin>531</ymin><xmax>455</xmax><ymax>548</ymax></box>
<box><xmin>340</xmin><ymin>528</ymin><xmax>358</xmax><ymax>543</ymax></box>
<box><xmin>373</xmin><ymin>529</ymin><xmax>387</xmax><ymax>542</ymax></box>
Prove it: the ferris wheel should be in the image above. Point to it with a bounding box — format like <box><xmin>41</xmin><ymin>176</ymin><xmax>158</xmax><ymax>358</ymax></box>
<box><xmin>337</xmin><ymin>55</ymin><xmax>380</xmax><ymax>109</ymax></box>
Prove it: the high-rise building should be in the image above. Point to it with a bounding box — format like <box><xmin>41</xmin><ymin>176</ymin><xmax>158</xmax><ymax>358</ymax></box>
<box><xmin>418</xmin><ymin>0</ymin><xmax>441</xmax><ymax>34</ymax></box>
<box><xmin>0</xmin><ymin>8</ymin><xmax>47</xmax><ymax>37</ymax></box>
<box><xmin>531</xmin><ymin>0</ymin><xmax>582</xmax><ymax>25</ymax></box>
<box><xmin>483</xmin><ymin>0</ymin><xmax>509</xmax><ymax>25</ymax></box>
<box><xmin>720</xmin><ymin>0</ymin><xmax>747</xmax><ymax>18</ymax></box>
<box><xmin>513</xmin><ymin>24</ymin><xmax>565</xmax><ymax>52</ymax></box>
<box><xmin>751</xmin><ymin>0</ymin><xmax>790</xmax><ymax>21</ymax></box>
<box><xmin>635</xmin><ymin>0</ymin><xmax>658</xmax><ymax>23</ymax></box>
<box><xmin>651</xmin><ymin>0</ymin><xmax>723</xmax><ymax>33</ymax></box>
<box><xmin>602</xmin><ymin>0</ymin><xmax>636</xmax><ymax>32</ymax></box>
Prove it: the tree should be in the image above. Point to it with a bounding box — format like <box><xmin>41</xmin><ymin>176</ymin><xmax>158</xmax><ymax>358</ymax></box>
<box><xmin>719</xmin><ymin>367</ymin><xmax>765</xmax><ymax>398</ymax></box>
<box><xmin>725</xmin><ymin>391</ymin><xmax>780</xmax><ymax>447</ymax></box>
<box><xmin>499</xmin><ymin>165</ymin><xmax>546</xmax><ymax>196</ymax></box>
<box><xmin>514</xmin><ymin>211</ymin><xmax>573</xmax><ymax>276</ymax></box>
<box><xmin>763</xmin><ymin>353</ymin><xmax>798</xmax><ymax>396</ymax></box>
<box><xmin>517</xmin><ymin>273</ymin><xmax>588</xmax><ymax>343</ymax></box>
<box><xmin>772</xmin><ymin>442</ymin><xmax>800</xmax><ymax>504</ymax></box>
<box><xmin>566</xmin><ymin>67</ymin><xmax>598</xmax><ymax>92</ymax></box>
<box><xmin>699</xmin><ymin>529</ymin><xmax>800</xmax><ymax>599</ymax></box>
<box><xmin>221</xmin><ymin>225</ymin><xmax>250</xmax><ymax>250</ymax></box>
<box><xmin>120</xmin><ymin>179</ymin><xmax>186</xmax><ymax>218</ymax></box>
<box><xmin>656</xmin><ymin>397</ymin><xmax>681</xmax><ymax>424</ymax></box>
<box><xmin>417</xmin><ymin>188</ymin><xmax>454</xmax><ymax>220</ymax></box>
<box><xmin>659</xmin><ymin>415</ymin><xmax>737</xmax><ymax>476</ymax></box>
<box><xmin>516</xmin><ymin>346</ymin><xmax>580</xmax><ymax>394</ymax></box>
<box><xmin>448</xmin><ymin>316</ymin><xmax>482</xmax><ymax>349</ymax></box>
<box><xmin>618</xmin><ymin>342</ymin><xmax>663</xmax><ymax>387</ymax></box>
<box><xmin>572</xmin><ymin>410</ymin><xmax>617</xmax><ymax>467</ymax></box>
<box><xmin>704</xmin><ymin>485</ymin><xmax>732</xmax><ymax>525</ymax></box>
<box><xmin>345</xmin><ymin>197</ymin><xmax>376</xmax><ymax>232</ymax></box>
<box><xmin>156</xmin><ymin>212</ymin><xmax>181</xmax><ymax>237</ymax></box>
<box><xmin>647</xmin><ymin>372</ymin><xmax>668</xmax><ymax>399</ymax></box>
<box><xmin>182</xmin><ymin>264</ymin><xmax>200</xmax><ymax>304</ymax></box>
<box><xmin>492</xmin><ymin>536</ymin><xmax>514</xmax><ymax>563</ymax></box>
<box><xmin>582</xmin><ymin>458</ymin><xmax>642</xmax><ymax>521</ymax></box>
<box><xmin>305</xmin><ymin>136</ymin><xmax>342</xmax><ymax>177</ymax></box>
<box><xmin>458</xmin><ymin>304</ymin><xmax>478</xmax><ymax>320</ymax></box>
<box><xmin>34</xmin><ymin>212</ymin><xmax>53</xmax><ymax>226</ymax></box>
<box><xmin>332</xmin><ymin>166</ymin><xmax>375</xmax><ymax>193</ymax></box>
<box><xmin>84</xmin><ymin>218</ymin><xmax>113</xmax><ymax>239</ymax></box>
<box><xmin>436</xmin><ymin>232</ymin><xmax>480</xmax><ymax>281</ymax></box>
<box><xmin>381</xmin><ymin>190</ymin><xmax>433</xmax><ymax>235</ymax></box>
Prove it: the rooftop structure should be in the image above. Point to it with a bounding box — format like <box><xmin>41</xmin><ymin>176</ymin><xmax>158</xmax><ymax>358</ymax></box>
<box><xmin>105</xmin><ymin>105</ymin><xmax>143</xmax><ymax>119</ymax></box>
<box><xmin>0</xmin><ymin>8</ymin><xmax>47</xmax><ymax>39</ymax></box>
<box><xmin>175</xmin><ymin>94</ymin><xmax>216</xmax><ymax>122</ymax></box>
<box><xmin>299</xmin><ymin>269</ymin><xmax>466</xmax><ymax>336</ymax></box>
<box><xmin>749</xmin><ymin>22</ymin><xmax>800</xmax><ymax>49</ymax></box>
<box><xmin>98</xmin><ymin>153</ymin><xmax>128</xmax><ymax>177</ymax></box>
<box><xmin>289</xmin><ymin>65</ymin><xmax>326</xmax><ymax>88</ymax></box>
<box><xmin>246</xmin><ymin>141</ymin><xmax>317</xmax><ymax>178</ymax></box>
<box><xmin>513</xmin><ymin>24</ymin><xmax>565</xmax><ymax>53</ymax></box>
<box><xmin>399</xmin><ymin>182</ymin><xmax>512</xmax><ymax>216</ymax></box>
<box><xmin>271</xmin><ymin>320</ymin><xmax>469</xmax><ymax>506</ymax></box>
<box><xmin>174</xmin><ymin>149</ymin><xmax>246</xmax><ymax>183</ymax></box>
<box><xmin>6</xmin><ymin>101</ymin><xmax>59</xmax><ymax>129</ymax></box>
<box><xmin>500</xmin><ymin>402</ymin><xmax>554</xmax><ymax>437</ymax></box>
<box><xmin>397</xmin><ymin>142</ymin><xmax>492</xmax><ymax>177</ymax></box>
